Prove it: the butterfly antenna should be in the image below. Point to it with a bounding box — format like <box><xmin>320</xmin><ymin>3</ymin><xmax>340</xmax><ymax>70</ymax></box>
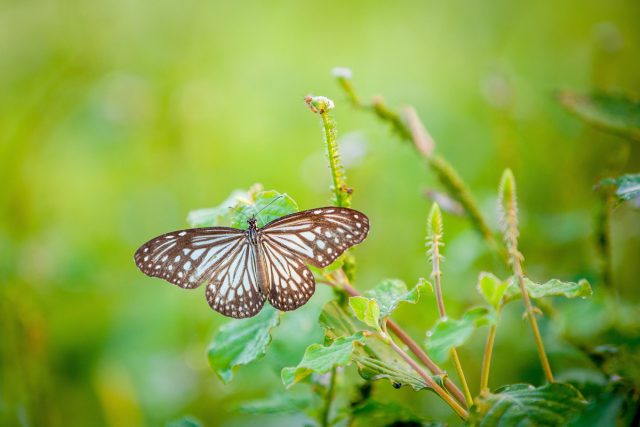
<box><xmin>228</xmin><ymin>205</ymin><xmax>249</xmax><ymax>221</ymax></box>
<box><xmin>254</xmin><ymin>194</ymin><xmax>285</xmax><ymax>227</ymax></box>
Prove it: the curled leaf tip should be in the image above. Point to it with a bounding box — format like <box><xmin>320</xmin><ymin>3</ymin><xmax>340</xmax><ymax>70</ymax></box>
<box><xmin>305</xmin><ymin>95</ymin><xmax>335</xmax><ymax>114</ymax></box>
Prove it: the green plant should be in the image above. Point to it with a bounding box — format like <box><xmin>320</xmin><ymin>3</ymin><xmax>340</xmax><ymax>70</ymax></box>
<box><xmin>180</xmin><ymin>78</ymin><xmax>616</xmax><ymax>425</ymax></box>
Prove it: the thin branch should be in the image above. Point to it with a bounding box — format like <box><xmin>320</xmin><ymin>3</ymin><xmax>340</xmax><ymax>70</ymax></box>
<box><xmin>480</xmin><ymin>324</ymin><xmax>497</xmax><ymax>393</ymax></box>
<box><xmin>387</xmin><ymin>334</ymin><xmax>468</xmax><ymax>419</ymax></box>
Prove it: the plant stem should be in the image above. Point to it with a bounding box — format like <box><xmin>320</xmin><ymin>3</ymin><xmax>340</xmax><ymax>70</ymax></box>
<box><xmin>499</xmin><ymin>169</ymin><xmax>554</xmax><ymax>383</ymax></box>
<box><xmin>321</xmin><ymin>367</ymin><xmax>337</xmax><ymax>427</ymax></box>
<box><xmin>329</xmin><ymin>270</ymin><xmax>467</xmax><ymax>408</ymax></box>
<box><xmin>387</xmin><ymin>336</ymin><xmax>468</xmax><ymax>420</ymax></box>
<box><xmin>596</xmin><ymin>190</ymin><xmax>614</xmax><ymax>289</ymax></box>
<box><xmin>427</xmin><ymin>204</ymin><xmax>472</xmax><ymax>405</ymax></box>
<box><xmin>514</xmin><ymin>261</ymin><xmax>554</xmax><ymax>383</ymax></box>
<box><xmin>480</xmin><ymin>323</ymin><xmax>497</xmax><ymax>393</ymax></box>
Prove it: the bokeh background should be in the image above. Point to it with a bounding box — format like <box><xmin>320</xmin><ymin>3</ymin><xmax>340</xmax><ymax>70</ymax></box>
<box><xmin>2</xmin><ymin>1</ymin><xmax>639</xmax><ymax>426</ymax></box>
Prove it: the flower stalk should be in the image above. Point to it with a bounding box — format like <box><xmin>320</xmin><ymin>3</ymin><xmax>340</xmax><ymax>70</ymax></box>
<box><xmin>498</xmin><ymin>169</ymin><xmax>554</xmax><ymax>383</ymax></box>
<box><xmin>427</xmin><ymin>203</ymin><xmax>473</xmax><ymax>406</ymax></box>
<box><xmin>305</xmin><ymin>95</ymin><xmax>352</xmax><ymax>208</ymax></box>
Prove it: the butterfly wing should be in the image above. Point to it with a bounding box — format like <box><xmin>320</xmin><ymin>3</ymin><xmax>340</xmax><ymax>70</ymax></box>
<box><xmin>134</xmin><ymin>227</ymin><xmax>266</xmax><ymax>318</ymax></box>
<box><xmin>260</xmin><ymin>207</ymin><xmax>370</xmax><ymax>268</ymax></box>
<box><xmin>259</xmin><ymin>241</ymin><xmax>315</xmax><ymax>311</ymax></box>
<box><xmin>258</xmin><ymin>207</ymin><xmax>369</xmax><ymax>311</ymax></box>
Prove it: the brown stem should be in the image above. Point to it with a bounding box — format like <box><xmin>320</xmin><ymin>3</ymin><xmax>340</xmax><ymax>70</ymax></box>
<box><xmin>387</xmin><ymin>337</ymin><xmax>468</xmax><ymax>419</ymax></box>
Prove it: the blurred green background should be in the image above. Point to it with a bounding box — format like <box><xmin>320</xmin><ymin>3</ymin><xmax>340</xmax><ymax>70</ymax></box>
<box><xmin>1</xmin><ymin>0</ymin><xmax>639</xmax><ymax>426</ymax></box>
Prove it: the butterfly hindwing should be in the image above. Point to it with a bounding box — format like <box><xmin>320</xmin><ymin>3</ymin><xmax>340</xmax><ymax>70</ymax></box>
<box><xmin>260</xmin><ymin>239</ymin><xmax>315</xmax><ymax>311</ymax></box>
<box><xmin>205</xmin><ymin>239</ymin><xmax>266</xmax><ymax>318</ymax></box>
<box><xmin>260</xmin><ymin>207</ymin><xmax>369</xmax><ymax>268</ymax></box>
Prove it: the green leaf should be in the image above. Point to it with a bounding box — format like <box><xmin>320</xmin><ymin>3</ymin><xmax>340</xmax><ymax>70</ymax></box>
<box><xmin>557</xmin><ymin>91</ymin><xmax>640</xmax><ymax>142</ymax></box>
<box><xmin>350</xmin><ymin>400</ymin><xmax>437</xmax><ymax>427</ymax></box>
<box><xmin>165</xmin><ymin>417</ymin><xmax>203</xmax><ymax>427</ymax></box>
<box><xmin>469</xmin><ymin>383</ymin><xmax>588</xmax><ymax>426</ymax></box>
<box><xmin>186</xmin><ymin>186</ymin><xmax>298</xmax><ymax>229</ymax></box>
<box><xmin>281</xmin><ymin>332</ymin><xmax>365</xmax><ymax>388</ymax></box>
<box><xmin>505</xmin><ymin>277</ymin><xmax>593</xmax><ymax>303</ymax></box>
<box><xmin>349</xmin><ymin>296</ymin><xmax>381</xmax><ymax>330</ymax></box>
<box><xmin>207</xmin><ymin>306</ymin><xmax>281</xmax><ymax>383</ymax></box>
<box><xmin>237</xmin><ymin>392</ymin><xmax>319</xmax><ymax>415</ymax></box>
<box><xmin>319</xmin><ymin>301</ymin><xmax>437</xmax><ymax>391</ymax></box>
<box><xmin>425</xmin><ymin>307</ymin><xmax>493</xmax><ymax>363</ymax></box>
<box><xmin>600</xmin><ymin>174</ymin><xmax>640</xmax><ymax>202</ymax></box>
<box><xmin>364</xmin><ymin>278</ymin><xmax>430</xmax><ymax>318</ymax></box>
<box><xmin>231</xmin><ymin>190</ymin><xmax>298</xmax><ymax>229</ymax></box>
<box><xmin>477</xmin><ymin>272</ymin><xmax>510</xmax><ymax>310</ymax></box>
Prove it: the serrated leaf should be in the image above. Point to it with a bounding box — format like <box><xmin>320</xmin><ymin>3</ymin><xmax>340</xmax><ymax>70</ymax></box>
<box><xmin>208</xmin><ymin>306</ymin><xmax>281</xmax><ymax>383</ymax></box>
<box><xmin>600</xmin><ymin>174</ymin><xmax>640</xmax><ymax>202</ymax></box>
<box><xmin>557</xmin><ymin>91</ymin><xmax>640</xmax><ymax>142</ymax></box>
<box><xmin>349</xmin><ymin>297</ymin><xmax>381</xmax><ymax>330</ymax></box>
<box><xmin>319</xmin><ymin>301</ymin><xmax>438</xmax><ymax>391</ymax></box>
<box><xmin>477</xmin><ymin>272</ymin><xmax>510</xmax><ymax>310</ymax></box>
<box><xmin>469</xmin><ymin>383</ymin><xmax>587</xmax><ymax>426</ymax></box>
<box><xmin>505</xmin><ymin>277</ymin><xmax>593</xmax><ymax>303</ymax></box>
<box><xmin>364</xmin><ymin>278</ymin><xmax>430</xmax><ymax>318</ymax></box>
<box><xmin>425</xmin><ymin>307</ymin><xmax>494</xmax><ymax>363</ymax></box>
<box><xmin>237</xmin><ymin>392</ymin><xmax>319</xmax><ymax>415</ymax></box>
<box><xmin>281</xmin><ymin>332</ymin><xmax>365</xmax><ymax>388</ymax></box>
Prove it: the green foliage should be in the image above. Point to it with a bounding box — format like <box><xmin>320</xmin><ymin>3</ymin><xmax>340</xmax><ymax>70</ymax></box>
<box><xmin>349</xmin><ymin>297</ymin><xmax>381</xmax><ymax>331</ymax></box>
<box><xmin>558</xmin><ymin>91</ymin><xmax>640</xmax><ymax>142</ymax></box>
<box><xmin>238</xmin><ymin>391</ymin><xmax>319</xmax><ymax>415</ymax></box>
<box><xmin>187</xmin><ymin>187</ymin><xmax>298</xmax><ymax>229</ymax></box>
<box><xmin>165</xmin><ymin>417</ymin><xmax>203</xmax><ymax>427</ymax></box>
<box><xmin>469</xmin><ymin>383</ymin><xmax>588</xmax><ymax>426</ymax></box>
<box><xmin>504</xmin><ymin>277</ymin><xmax>593</xmax><ymax>303</ymax></box>
<box><xmin>477</xmin><ymin>272</ymin><xmax>510</xmax><ymax>311</ymax></box>
<box><xmin>425</xmin><ymin>307</ymin><xmax>494</xmax><ymax>363</ymax></box>
<box><xmin>319</xmin><ymin>301</ymin><xmax>437</xmax><ymax>391</ymax></box>
<box><xmin>281</xmin><ymin>333</ymin><xmax>366</xmax><ymax>388</ymax></box>
<box><xmin>364</xmin><ymin>278</ymin><xmax>430</xmax><ymax>319</ymax></box>
<box><xmin>600</xmin><ymin>174</ymin><xmax>640</xmax><ymax>203</ymax></box>
<box><xmin>208</xmin><ymin>306</ymin><xmax>281</xmax><ymax>383</ymax></box>
<box><xmin>350</xmin><ymin>400</ymin><xmax>433</xmax><ymax>427</ymax></box>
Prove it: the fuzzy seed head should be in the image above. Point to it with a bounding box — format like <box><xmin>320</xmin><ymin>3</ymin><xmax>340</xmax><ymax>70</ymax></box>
<box><xmin>305</xmin><ymin>95</ymin><xmax>335</xmax><ymax>114</ymax></box>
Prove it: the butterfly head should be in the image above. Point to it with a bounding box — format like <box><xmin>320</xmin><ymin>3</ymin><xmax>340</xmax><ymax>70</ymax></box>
<box><xmin>247</xmin><ymin>216</ymin><xmax>259</xmax><ymax>230</ymax></box>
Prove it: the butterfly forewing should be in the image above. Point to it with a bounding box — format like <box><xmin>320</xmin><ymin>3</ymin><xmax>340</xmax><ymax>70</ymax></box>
<box><xmin>134</xmin><ymin>227</ymin><xmax>248</xmax><ymax>289</ymax></box>
<box><xmin>261</xmin><ymin>207</ymin><xmax>370</xmax><ymax>268</ymax></box>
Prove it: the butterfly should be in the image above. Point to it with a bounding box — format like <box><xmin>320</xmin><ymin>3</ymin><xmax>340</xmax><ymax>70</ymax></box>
<box><xmin>134</xmin><ymin>207</ymin><xmax>369</xmax><ymax>318</ymax></box>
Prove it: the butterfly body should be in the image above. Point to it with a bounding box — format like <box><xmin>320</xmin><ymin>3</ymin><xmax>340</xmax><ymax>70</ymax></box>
<box><xmin>134</xmin><ymin>207</ymin><xmax>369</xmax><ymax>318</ymax></box>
